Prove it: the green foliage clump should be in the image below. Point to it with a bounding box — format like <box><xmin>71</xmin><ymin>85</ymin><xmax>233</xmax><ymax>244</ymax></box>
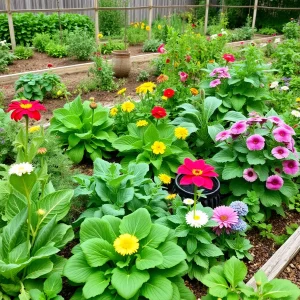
<box><xmin>32</xmin><ymin>33</ymin><xmax>51</xmax><ymax>52</ymax></box>
<box><xmin>127</xmin><ymin>24</ymin><xmax>148</xmax><ymax>45</ymax></box>
<box><xmin>0</xmin><ymin>41</ymin><xmax>15</xmax><ymax>72</ymax></box>
<box><xmin>100</xmin><ymin>40</ymin><xmax>125</xmax><ymax>54</ymax></box>
<box><xmin>45</xmin><ymin>42</ymin><xmax>67</xmax><ymax>58</ymax></box>
<box><xmin>258</xmin><ymin>27</ymin><xmax>277</xmax><ymax>35</ymax></box>
<box><xmin>14</xmin><ymin>45</ymin><xmax>34</xmax><ymax>59</ymax></box>
<box><xmin>137</xmin><ymin>70</ymin><xmax>150</xmax><ymax>82</ymax></box>
<box><xmin>283</xmin><ymin>20</ymin><xmax>300</xmax><ymax>39</ymax></box>
<box><xmin>142</xmin><ymin>39</ymin><xmax>162</xmax><ymax>52</ymax></box>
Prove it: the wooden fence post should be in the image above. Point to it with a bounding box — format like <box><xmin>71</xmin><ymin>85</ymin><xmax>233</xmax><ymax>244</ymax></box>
<box><xmin>148</xmin><ymin>0</ymin><xmax>153</xmax><ymax>39</ymax></box>
<box><xmin>95</xmin><ymin>0</ymin><xmax>99</xmax><ymax>45</ymax></box>
<box><xmin>204</xmin><ymin>0</ymin><xmax>210</xmax><ymax>34</ymax></box>
<box><xmin>252</xmin><ymin>0</ymin><xmax>258</xmax><ymax>29</ymax></box>
<box><xmin>5</xmin><ymin>0</ymin><xmax>16</xmax><ymax>49</ymax></box>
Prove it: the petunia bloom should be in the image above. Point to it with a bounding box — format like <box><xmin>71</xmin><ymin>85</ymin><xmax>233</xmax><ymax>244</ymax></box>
<box><xmin>230</xmin><ymin>121</ymin><xmax>248</xmax><ymax>135</ymax></box>
<box><xmin>7</xmin><ymin>100</ymin><xmax>46</xmax><ymax>121</ymax></box>
<box><xmin>282</xmin><ymin>160</ymin><xmax>299</xmax><ymax>175</ymax></box>
<box><xmin>266</xmin><ymin>175</ymin><xmax>284</xmax><ymax>190</ymax></box>
<box><xmin>273</xmin><ymin>127</ymin><xmax>292</xmax><ymax>143</ymax></box>
<box><xmin>243</xmin><ymin>168</ymin><xmax>258</xmax><ymax>182</ymax></box>
<box><xmin>268</xmin><ymin>116</ymin><xmax>283</xmax><ymax>125</ymax></box>
<box><xmin>215</xmin><ymin>130</ymin><xmax>231</xmax><ymax>141</ymax></box>
<box><xmin>209</xmin><ymin>67</ymin><xmax>231</xmax><ymax>78</ymax></box>
<box><xmin>179</xmin><ymin>71</ymin><xmax>188</xmax><ymax>82</ymax></box>
<box><xmin>246</xmin><ymin>134</ymin><xmax>265</xmax><ymax>151</ymax></box>
<box><xmin>151</xmin><ymin>106</ymin><xmax>167</xmax><ymax>119</ymax></box>
<box><xmin>223</xmin><ymin>53</ymin><xmax>235</xmax><ymax>62</ymax></box>
<box><xmin>177</xmin><ymin>158</ymin><xmax>218</xmax><ymax>189</ymax></box>
<box><xmin>271</xmin><ymin>146</ymin><xmax>289</xmax><ymax>159</ymax></box>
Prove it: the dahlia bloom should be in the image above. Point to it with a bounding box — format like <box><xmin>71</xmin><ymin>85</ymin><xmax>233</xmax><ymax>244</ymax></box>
<box><xmin>282</xmin><ymin>160</ymin><xmax>299</xmax><ymax>175</ymax></box>
<box><xmin>271</xmin><ymin>146</ymin><xmax>289</xmax><ymax>159</ymax></box>
<box><xmin>273</xmin><ymin>127</ymin><xmax>292</xmax><ymax>143</ymax></box>
<box><xmin>7</xmin><ymin>100</ymin><xmax>46</xmax><ymax>121</ymax></box>
<box><xmin>246</xmin><ymin>134</ymin><xmax>265</xmax><ymax>151</ymax></box>
<box><xmin>266</xmin><ymin>175</ymin><xmax>284</xmax><ymax>190</ymax></box>
<box><xmin>212</xmin><ymin>206</ymin><xmax>238</xmax><ymax>229</ymax></box>
<box><xmin>243</xmin><ymin>168</ymin><xmax>258</xmax><ymax>182</ymax></box>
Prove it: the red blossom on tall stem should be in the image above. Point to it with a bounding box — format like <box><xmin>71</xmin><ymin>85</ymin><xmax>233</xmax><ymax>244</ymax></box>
<box><xmin>151</xmin><ymin>106</ymin><xmax>167</xmax><ymax>119</ymax></box>
<box><xmin>163</xmin><ymin>88</ymin><xmax>175</xmax><ymax>98</ymax></box>
<box><xmin>7</xmin><ymin>100</ymin><xmax>46</xmax><ymax>121</ymax></box>
<box><xmin>223</xmin><ymin>54</ymin><xmax>235</xmax><ymax>63</ymax></box>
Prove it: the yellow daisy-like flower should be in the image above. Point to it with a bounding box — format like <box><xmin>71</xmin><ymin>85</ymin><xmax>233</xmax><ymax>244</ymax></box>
<box><xmin>146</xmin><ymin>25</ymin><xmax>150</xmax><ymax>31</ymax></box>
<box><xmin>134</xmin><ymin>24</ymin><xmax>138</xmax><ymax>28</ymax></box>
<box><xmin>121</xmin><ymin>101</ymin><xmax>135</xmax><ymax>113</ymax></box>
<box><xmin>98</xmin><ymin>33</ymin><xmax>103</xmax><ymax>39</ymax></box>
<box><xmin>161</xmin><ymin>96</ymin><xmax>168</xmax><ymax>101</ymax></box>
<box><xmin>117</xmin><ymin>88</ymin><xmax>127</xmax><ymax>95</ymax></box>
<box><xmin>296</xmin><ymin>97</ymin><xmax>300</xmax><ymax>102</ymax></box>
<box><xmin>136</xmin><ymin>82</ymin><xmax>156</xmax><ymax>94</ymax></box>
<box><xmin>136</xmin><ymin>120</ymin><xmax>148</xmax><ymax>127</ymax></box>
<box><xmin>141</xmin><ymin>24</ymin><xmax>145</xmax><ymax>29</ymax></box>
<box><xmin>159</xmin><ymin>173</ymin><xmax>171</xmax><ymax>184</ymax></box>
<box><xmin>165</xmin><ymin>193</ymin><xmax>177</xmax><ymax>200</ymax></box>
<box><xmin>29</xmin><ymin>125</ymin><xmax>41</xmax><ymax>133</ymax></box>
<box><xmin>110</xmin><ymin>107</ymin><xmax>118</xmax><ymax>116</ymax></box>
<box><xmin>190</xmin><ymin>88</ymin><xmax>199</xmax><ymax>96</ymax></box>
<box><xmin>175</xmin><ymin>127</ymin><xmax>189</xmax><ymax>140</ymax></box>
<box><xmin>113</xmin><ymin>234</ymin><xmax>139</xmax><ymax>256</ymax></box>
<box><xmin>209</xmin><ymin>59</ymin><xmax>215</xmax><ymax>63</ymax></box>
<box><xmin>151</xmin><ymin>141</ymin><xmax>166</xmax><ymax>155</ymax></box>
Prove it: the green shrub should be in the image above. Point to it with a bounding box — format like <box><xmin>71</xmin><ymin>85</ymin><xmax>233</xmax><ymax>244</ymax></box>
<box><xmin>45</xmin><ymin>42</ymin><xmax>67</xmax><ymax>58</ymax></box>
<box><xmin>127</xmin><ymin>25</ymin><xmax>148</xmax><ymax>45</ymax></box>
<box><xmin>14</xmin><ymin>45</ymin><xmax>33</xmax><ymax>59</ymax></box>
<box><xmin>137</xmin><ymin>70</ymin><xmax>150</xmax><ymax>82</ymax></box>
<box><xmin>67</xmin><ymin>29</ymin><xmax>95</xmax><ymax>60</ymax></box>
<box><xmin>258</xmin><ymin>27</ymin><xmax>277</xmax><ymax>35</ymax></box>
<box><xmin>142</xmin><ymin>39</ymin><xmax>162</xmax><ymax>52</ymax></box>
<box><xmin>100</xmin><ymin>39</ymin><xmax>125</xmax><ymax>54</ymax></box>
<box><xmin>0</xmin><ymin>41</ymin><xmax>15</xmax><ymax>72</ymax></box>
<box><xmin>0</xmin><ymin>89</ymin><xmax>4</xmax><ymax>108</ymax></box>
<box><xmin>32</xmin><ymin>33</ymin><xmax>51</xmax><ymax>52</ymax></box>
<box><xmin>283</xmin><ymin>20</ymin><xmax>300</xmax><ymax>39</ymax></box>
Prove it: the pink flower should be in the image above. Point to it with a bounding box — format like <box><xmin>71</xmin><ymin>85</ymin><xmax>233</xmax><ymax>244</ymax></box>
<box><xmin>216</xmin><ymin>130</ymin><xmax>231</xmax><ymax>141</ymax></box>
<box><xmin>230</xmin><ymin>121</ymin><xmax>248</xmax><ymax>135</ymax></box>
<box><xmin>209</xmin><ymin>67</ymin><xmax>231</xmax><ymax>78</ymax></box>
<box><xmin>243</xmin><ymin>168</ymin><xmax>258</xmax><ymax>182</ymax></box>
<box><xmin>210</xmin><ymin>79</ymin><xmax>221</xmax><ymax>88</ymax></box>
<box><xmin>246</xmin><ymin>134</ymin><xmax>265</xmax><ymax>151</ymax></box>
<box><xmin>185</xmin><ymin>55</ymin><xmax>191</xmax><ymax>62</ymax></box>
<box><xmin>282</xmin><ymin>160</ymin><xmax>299</xmax><ymax>175</ymax></box>
<box><xmin>273</xmin><ymin>127</ymin><xmax>292</xmax><ymax>143</ymax></box>
<box><xmin>266</xmin><ymin>175</ymin><xmax>284</xmax><ymax>190</ymax></box>
<box><xmin>223</xmin><ymin>54</ymin><xmax>235</xmax><ymax>62</ymax></box>
<box><xmin>271</xmin><ymin>146</ymin><xmax>289</xmax><ymax>159</ymax></box>
<box><xmin>247</xmin><ymin>117</ymin><xmax>267</xmax><ymax>125</ymax></box>
<box><xmin>179</xmin><ymin>71</ymin><xmax>188</xmax><ymax>82</ymax></box>
<box><xmin>212</xmin><ymin>206</ymin><xmax>238</xmax><ymax>229</ymax></box>
<box><xmin>268</xmin><ymin>116</ymin><xmax>283</xmax><ymax>125</ymax></box>
<box><xmin>158</xmin><ymin>44</ymin><xmax>166</xmax><ymax>53</ymax></box>
<box><xmin>281</xmin><ymin>123</ymin><xmax>295</xmax><ymax>135</ymax></box>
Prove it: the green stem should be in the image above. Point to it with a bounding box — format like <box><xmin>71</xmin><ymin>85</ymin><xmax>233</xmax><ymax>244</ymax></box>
<box><xmin>26</xmin><ymin>195</ymin><xmax>31</xmax><ymax>245</ymax></box>
<box><xmin>91</xmin><ymin>109</ymin><xmax>94</xmax><ymax>128</ymax></box>
<box><xmin>25</xmin><ymin>116</ymin><xmax>29</xmax><ymax>161</ymax></box>
<box><xmin>193</xmin><ymin>184</ymin><xmax>198</xmax><ymax>216</ymax></box>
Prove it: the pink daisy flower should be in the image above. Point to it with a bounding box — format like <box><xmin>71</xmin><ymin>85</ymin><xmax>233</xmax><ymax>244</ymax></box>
<box><xmin>179</xmin><ymin>71</ymin><xmax>188</xmax><ymax>82</ymax></box>
<box><xmin>266</xmin><ymin>175</ymin><xmax>284</xmax><ymax>190</ymax></box>
<box><xmin>282</xmin><ymin>160</ymin><xmax>299</xmax><ymax>175</ymax></box>
<box><xmin>273</xmin><ymin>127</ymin><xmax>292</xmax><ymax>143</ymax></box>
<box><xmin>230</xmin><ymin>121</ymin><xmax>248</xmax><ymax>135</ymax></box>
<box><xmin>210</xmin><ymin>79</ymin><xmax>221</xmax><ymax>87</ymax></box>
<box><xmin>246</xmin><ymin>134</ymin><xmax>265</xmax><ymax>151</ymax></box>
<box><xmin>243</xmin><ymin>168</ymin><xmax>258</xmax><ymax>182</ymax></box>
<box><xmin>268</xmin><ymin>116</ymin><xmax>283</xmax><ymax>125</ymax></box>
<box><xmin>271</xmin><ymin>146</ymin><xmax>289</xmax><ymax>159</ymax></box>
<box><xmin>212</xmin><ymin>206</ymin><xmax>238</xmax><ymax>229</ymax></box>
<box><xmin>216</xmin><ymin>130</ymin><xmax>231</xmax><ymax>141</ymax></box>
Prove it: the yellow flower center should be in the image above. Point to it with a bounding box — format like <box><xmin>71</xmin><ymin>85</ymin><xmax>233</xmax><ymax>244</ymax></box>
<box><xmin>193</xmin><ymin>215</ymin><xmax>200</xmax><ymax>220</ymax></box>
<box><xmin>220</xmin><ymin>215</ymin><xmax>228</xmax><ymax>221</ymax></box>
<box><xmin>192</xmin><ymin>169</ymin><xmax>203</xmax><ymax>176</ymax></box>
<box><xmin>113</xmin><ymin>234</ymin><xmax>139</xmax><ymax>256</ymax></box>
<box><xmin>20</xmin><ymin>103</ymin><xmax>32</xmax><ymax>109</ymax></box>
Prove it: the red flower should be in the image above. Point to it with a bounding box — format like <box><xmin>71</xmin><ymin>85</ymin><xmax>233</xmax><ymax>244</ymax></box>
<box><xmin>98</xmin><ymin>67</ymin><xmax>102</xmax><ymax>71</ymax></box>
<box><xmin>192</xmin><ymin>24</ymin><xmax>196</xmax><ymax>28</ymax></box>
<box><xmin>151</xmin><ymin>106</ymin><xmax>167</xmax><ymax>119</ymax></box>
<box><xmin>163</xmin><ymin>88</ymin><xmax>175</xmax><ymax>98</ymax></box>
<box><xmin>47</xmin><ymin>63</ymin><xmax>53</xmax><ymax>68</ymax></box>
<box><xmin>166</xmin><ymin>58</ymin><xmax>170</xmax><ymax>64</ymax></box>
<box><xmin>223</xmin><ymin>53</ymin><xmax>235</xmax><ymax>63</ymax></box>
<box><xmin>268</xmin><ymin>39</ymin><xmax>272</xmax><ymax>43</ymax></box>
<box><xmin>177</xmin><ymin>158</ymin><xmax>218</xmax><ymax>189</ymax></box>
<box><xmin>7</xmin><ymin>100</ymin><xmax>46</xmax><ymax>121</ymax></box>
<box><xmin>240</xmin><ymin>41</ymin><xmax>244</xmax><ymax>45</ymax></box>
<box><xmin>158</xmin><ymin>44</ymin><xmax>166</xmax><ymax>54</ymax></box>
<box><xmin>185</xmin><ymin>55</ymin><xmax>191</xmax><ymax>62</ymax></box>
<box><xmin>218</xmin><ymin>33</ymin><xmax>223</xmax><ymax>37</ymax></box>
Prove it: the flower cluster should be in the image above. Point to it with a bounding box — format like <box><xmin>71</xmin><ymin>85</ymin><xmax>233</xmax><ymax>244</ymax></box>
<box><xmin>229</xmin><ymin>201</ymin><xmax>248</xmax><ymax>232</ymax></box>
<box><xmin>209</xmin><ymin>67</ymin><xmax>231</xmax><ymax>88</ymax></box>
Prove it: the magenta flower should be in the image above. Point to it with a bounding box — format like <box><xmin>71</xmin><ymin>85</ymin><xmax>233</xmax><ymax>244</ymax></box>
<box><xmin>266</xmin><ymin>175</ymin><xmax>284</xmax><ymax>190</ymax></box>
<box><xmin>209</xmin><ymin>67</ymin><xmax>231</xmax><ymax>78</ymax></box>
<box><xmin>210</xmin><ymin>79</ymin><xmax>221</xmax><ymax>88</ymax></box>
<box><xmin>271</xmin><ymin>146</ymin><xmax>289</xmax><ymax>159</ymax></box>
<box><xmin>246</xmin><ymin>134</ymin><xmax>265</xmax><ymax>151</ymax></box>
<box><xmin>281</xmin><ymin>123</ymin><xmax>295</xmax><ymax>135</ymax></box>
<box><xmin>179</xmin><ymin>71</ymin><xmax>188</xmax><ymax>82</ymax></box>
<box><xmin>282</xmin><ymin>160</ymin><xmax>299</xmax><ymax>175</ymax></box>
<box><xmin>216</xmin><ymin>130</ymin><xmax>231</xmax><ymax>141</ymax></box>
<box><xmin>246</xmin><ymin>117</ymin><xmax>267</xmax><ymax>125</ymax></box>
<box><xmin>273</xmin><ymin>127</ymin><xmax>292</xmax><ymax>143</ymax></box>
<box><xmin>157</xmin><ymin>44</ymin><xmax>166</xmax><ymax>53</ymax></box>
<box><xmin>230</xmin><ymin>121</ymin><xmax>248</xmax><ymax>135</ymax></box>
<box><xmin>268</xmin><ymin>116</ymin><xmax>283</xmax><ymax>125</ymax></box>
<box><xmin>243</xmin><ymin>168</ymin><xmax>258</xmax><ymax>182</ymax></box>
<box><xmin>212</xmin><ymin>206</ymin><xmax>238</xmax><ymax>229</ymax></box>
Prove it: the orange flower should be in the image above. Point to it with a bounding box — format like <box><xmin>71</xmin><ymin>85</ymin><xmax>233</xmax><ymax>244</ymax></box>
<box><xmin>190</xmin><ymin>88</ymin><xmax>199</xmax><ymax>96</ymax></box>
<box><xmin>157</xmin><ymin>74</ymin><xmax>169</xmax><ymax>83</ymax></box>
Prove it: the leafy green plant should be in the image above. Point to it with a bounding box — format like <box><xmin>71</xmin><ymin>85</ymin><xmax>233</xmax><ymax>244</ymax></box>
<box><xmin>100</xmin><ymin>39</ymin><xmax>125</xmax><ymax>54</ymax></box>
<box><xmin>0</xmin><ymin>41</ymin><xmax>15</xmax><ymax>72</ymax></box>
<box><xmin>63</xmin><ymin>208</ymin><xmax>195</xmax><ymax>300</ymax></box>
<box><xmin>202</xmin><ymin>256</ymin><xmax>300</xmax><ymax>300</ymax></box>
<box><xmin>258</xmin><ymin>27</ymin><xmax>277</xmax><ymax>35</ymax></box>
<box><xmin>142</xmin><ymin>39</ymin><xmax>162</xmax><ymax>52</ymax></box>
<box><xmin>45</xmin><ymin>42</ymin><xmax>67</xmax><ymax>58</ymax></box>
<box><xmin>127</xmin><ymin>23</ymin><xmax>148</xmax><ymax>45</ymax></box>
<box><xmin>0</xmin><ymin>89</ymin><xmax>4</xmax><ymax>108</ymax></box>
<box><xmin>32</xmin><ymin>33</ymin><xmax>52</xmax><ymax>52</ymax></box>
<box><xmin>14</xmin><ymin>45</ymin><xmax>34</xmax><ymax>59</ymax></box>
<box><xmin>282</xmin><ymin>20</ymin><xmax>300</xmax><ymax>39</ymax></box>
<box><xmin>49</xmin><ymin>96</ymin><xmax>117</xmax><ymax>163</ymax></box>
<box><xmin>15</xmin><ymin>73</ymin><xmax>61</xmax><ymax>101</ymax></box>
<box><xmin>137</xmin><ymin>70</ymin><xmax>150</xmax><ymax>82</ymax></box>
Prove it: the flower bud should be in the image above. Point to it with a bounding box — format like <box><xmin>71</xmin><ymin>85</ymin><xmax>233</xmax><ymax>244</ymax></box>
<box><xmin>90</xmin><ymin>102</ymin><xmax>98</xmax><ymax>109</ymax></box>
<box><xmin>256</xmin><ymin>281</ymin><xmax>261</xmax><ymax>286</ymax></box>
<box><xmin>37</xmin><ymin>147</ymin><xmax>47</xmax><ymax>155</ymax></box>
<box><xmin>37</xmin><ymin>209</ymin><xmax>46</xmax><ymax>216</ymax></box>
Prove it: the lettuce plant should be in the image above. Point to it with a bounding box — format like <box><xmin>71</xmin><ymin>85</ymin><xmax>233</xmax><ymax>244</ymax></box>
<box><xmin>63</xmin><ymin>208</ymin><xmax>195</xmax><ymax>300</ymax></box>
<box><xmin>49</xmin><ymin>96</ymin><xmax>117</xmax><ymax>163</ymax></box>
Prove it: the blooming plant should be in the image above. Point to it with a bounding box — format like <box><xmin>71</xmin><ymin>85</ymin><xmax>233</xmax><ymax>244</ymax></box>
<box><xmin>63</xmin><ymin>208</ymin><xmax>195</xmax><ymax>300</ymax></box>
<box><xmin>212</xmin><ymin>110</ymin><xmax>299</xmax><ymax>214</ymax></box>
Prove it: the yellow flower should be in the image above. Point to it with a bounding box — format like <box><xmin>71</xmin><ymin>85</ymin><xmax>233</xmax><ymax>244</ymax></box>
<box><xmin>146</xmin><ymin>25</ymin><xmax>150</xmax><ymax>31</ymax></box>
<box><xmin>174</xmin><ymin>61</ymin><xmax>179</xmax><ymax>68</ymax></box>
<box><xmin>165</xmin><ymin>193</ymin><xmax>177</xmax><ymax>200</ymax></box>
<box><xmin>197</xmin><ymin>61</ymin><xmax>201</xmax><ymax>67</ymax></box>
<box><xmin>209</xmin><ymin>59</ymin><xmax>215</xmax><ymax>63</ymax></box>
<box><xmin>110</xmin><ymin>107</ymin><xmax>118</xmax><ymax>116</ymax></box>
<box><xmin>296</xmin><ymin>98</ymin><xmax>300</xmax><ymax>102</ymax></box>
<box><xmin>175</xmin><ymin>127</ymin><xmax>189</xmax><ymax>140</ymax></box>
<box><xmin>37</xmin><ymin>209</ymin><xmax>46</xmax><ymax>216</ymax></box>
<box><xmin>161</xmin><ymin>96</ymin><xmax>168</xmax><ymax>101</ymax></box>
<box><xmin>121</xmin><ymin>101</ymin><xmax>135</xmax><ymax>113</ymax></box>
<box><xmin>29</xmin><ymin>125</ymin><xmax>41</xmax><ymax>133</ymax></box>
<box><xmin>190</xmin><ymin>88</ymin><xmax>199</xmax><ymax>96</ymax></box>
<box><xmin>57</xmin><ymin>90</ymin><xmax>62</xmax><ymax>96</ymax></box>
<box><xmin>141</xmin><ymin>24</ymin><xmax>145</xmax><ymax>29</ymax></box>
<box><xmin>117</xmin><ymin>88</ymin><xmax>127</xmax><ymax>95</ymax></box>
<box><xmin>157</xmin><ymin>74</ymin><xmax>169</xmax><ymax>83</ymax></box>
<box><xmin>159</xmin><ymin>174</ymin><xmax>171</xmax><ymax>184</ymax></box>
<box><xmin>158</xmin><ymin>24</ymin><xmax>162</xmax><ymax>30</ymax></box>
<box><xmin>113</xmin><ymin>234</ymin><xmax>139</xmax><ymax>256</ymax></box>
<box><xmin>134</xmin><ymin>24</ymin><xmax>138</xmax><ymax>28</ymax></box>
<box><xmin>136</xmin><ymin>120</ymin><xmax>148</xmax><ymax>127</ymax></box>
<box><xmin>136</xmin><ymin>82</ymin><xmax>156</xmax><ymax>94</ymax></box>
<box><xmin>151</xmin><ymin>141</ymin><xmax>166</xmax><ymax>155</ymax></box>
<box><xmin>98</xmin><ymin>33</ymin><xmax>103</xmax><ymax>39</ymax></box>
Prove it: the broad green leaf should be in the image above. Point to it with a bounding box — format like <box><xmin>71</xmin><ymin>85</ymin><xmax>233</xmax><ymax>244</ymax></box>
<box><xmin>187</xmin><ymin>237</ymin><xmax>197</xmax><ymax>254</ymax></box>
<box><xmin>262</xmin><ymin>279</ymin><xmax>300</xmax><ymax>299</ymax></box>
<box><xmin>113</xmin><ymin>136</ymin><xmax>141</xmax><ymax>152</ymax></box>
<box><xmin>171</xmin><ymin>276</ymin><xmax>196</xmax><ymax>300</ymax></box>
<box><xmin>247</xmin><ymin>152</ymin><xmax>266</xmax><ymax>165</ymax></box>
<box><xmin>136</xmin><ymin>246</ymin><xmax>163</xmax><ymax>270</ymax></box>
<box><xmin>202</xmin><ymin>268</ymin><xmax>228</xmax><ymax>298</ymax></box>
<box><xmin>198</xmin><ymin>244</ymin><xmax>223</xmax><ymax>257</ymax></box>
<box><xmin>223</xmin><ymin>256</ymin><xmax>247</xmax><ymax>286</ymax></box>
<box><xmin>158</xmin><ymin>261</ymin><xmax>189</xmax><ymax>278</ymax></box>
<box><xmin>25</xmin><ymin>259</ymin><xmax>53</xmax><ymax>279</ymax></box>
<box><xmin>213</xmin><ymin>149</ymin><xmax>236</xmax><ymax>163</ymax></box>
<box><xmin>9</xmin><ymin>172</ymin><xmax>37</xmax><ymax>200</ymax></box>
<box><xmin>260</xmin><ymin>190</ymin><xmax>282</xmax><ymax>207</ymax></box>
<box><xmin>223</xmin><ymin>111</ymin><xmax>247</xmax><ymax>122</ymax></box>
<box><xmin>61</xmin><ymin>115</ymin><xmax>82</xmax><ymax>129</ymax></box>
<box><xmin>280</xmin><ymin>179</ymin><xmax>298</xmax><ymax>198</ymax></box>
<box><xmin>222</xmin><ymin>161</ymin><xmax>244</xmax><ymax>180</ymax></box>
<box><xmin>157</xmin><ymin>242</ymin><xmax>186</xmax><ymax>269</ymax></box>
<box><xmin>82</xmin><ymin>271</ymin><xmax>110</xmax><ymax>298</ymax></box>
<box><xmin>44</xmin><ymin>272</ymin><xmax>62</xmax><ymax>298</ymax></box>
<box><xmin>204</xmin><ymin>97</ymin><xmax>222</xmax><ymax>120</ymax></box>
<box><xmin>67</xmin><ymin>143</ymin><xmax>85</xmax><ymax>163</ymax></box>
<box><xmin>29</xmin><ymin>289</ymin><xmax>46</xmax><ymax>300</ymax></box>
<box><xmin>140</xmin><ymin>275</ymin><xmax>173</xmax><ymax>300</ymax></box>
<box><xmin>142</xmin><ymin>224</ymin><xmax>170</xmax><ymax>248</ymax></box>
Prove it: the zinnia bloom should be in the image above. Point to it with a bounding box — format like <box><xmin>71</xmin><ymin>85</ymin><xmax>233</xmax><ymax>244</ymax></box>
<box><xmin>136</xmin><ymin>120</ymin><xmax>148</xmax><ymax>127</ymax></box>
<box><xmin>230</xmin><ymin>121</ymin><xmax>248</xmax><ymax>135</ymax></box>
<box><xmin>157</xmin><ymin>74</ymin><xmax>169</xmax><ymax>83</ymax></box>
<box><xmin>271</xmin><ymin>146</ymin><xmax>289</xmax><ymax>159</ymax></box>
<box><xmin>7</xmin><ymin>100</ymin><xmax>46</xmax><ymax>121</ymax></box>
<box><xmin>273</xmin><ymin>127</ymin><xmax>292</xmax><ymax>143</ymax></box>
<box><xmin>158</xmin><ymin>173</ymin><xmax>171</xmax><ymax>184</ymax></box>
<box><xmin>47</xmin><ymin>63</ymin><xmax>53</xmax><ymax>68</ymax></box>
<box><xmin>146</xmin><ymin>25</ymin><xmax>150</xmax><ymax>31</ymax></box>
<box><xmin>9</xmin><ymin>163</ymin><xmax>34</xmax><ymax>176</ymax></box>
<box><xmin>166</xmin><ymin>58</ymin><xmax>170</xmax><ymax>63</ymax></box>
<box><xmin>266</xmin><ymin>175</ymin><xmax>284</xmax><ymax>190</ymax></box>
<box><xmin>209</xmin><ymin>67</ymin><xmax>231</xmax><ymax>79</ymax></box>
<box><xmin>97</xmin><ymin>33</ymin><xmax>103</xmax><ymax>39</ymax></box>
<box><xmin>190</xmin><ymin>88</ymin><xmax>199</xmax><ymax>95</ymax></box>
<box><xmin>37</xmin><ymin>147</ymin><xmax>47</xmax><ymax>155</ymax></box>
<box><xmin>113</xmin><ymin>234</ymin><xmax>139</xmax><ymax>256</ymax></box>
<box><xmin>151</xmin><ymin>141</ymin><xmax>166</xmax><ymax>155</ymax></box>
<box><xmin>179</xmin><ymin>71</ymin><xmax>188</xmax><ymax>82</ymax></box>
<box><xmin>223</xmin><ymin>53</ymin><xmax>235</xmax><ymax>62</ymax></box>
<box><xmin>136</xmin><ymin>82</ymin><xmax>156</xmax><ymax>94</ymax></box>
<box><xmin>216</xmin><ymin>130</ymin><xmax>231</xmax><ymax>141</ymax></box>
<box><xmin>185</xmin><ymin>210</ymin><xmax>209</xmax><ymax>228</ymax></box>
<box><xmin>230</xmin><ymin>201</ymin><xmax>248</xmax><ymax>216</ymax></box>
<box><xmin>121</xmin><ymin>101</ymin><xmax>135</xmax><ymax>113</ymax></box>
<box><xmin>158</xmin><ymin>44</ymin><xmax>166</xmax><ymax>53</ymax></box>
<box><xmin>110</xmin><ymin>107</ymin><xmax>118</xmax><ymax>116</ymax></box>
<box><xmin>246</xmin><ymin>134</ymin><xmax>265</xmax><ymax>151</ymax></box>
<box><xmin>210</xmin><ymin>79</ymin><xmax>221</xmax><ymax>88</ymax></box>
<box><xmin>174</xmin><ymin>127</ymin><xmax>189</xmax><ymax>140</ymax></box>
<box><xmin>212</xmin><ymin>206</ymin><xmax>238</xmax><ymax>229</ymax></box>
<box><xmin>117</xmin><ymin>88</ymin><xmax>126</xmax><ymax>95</ymax></box>
<box><xmin>243</xmin><ymin>168</ymin><xmax>258</xmax><ymax>182</ymax></box>
<box><xmin>282</xmin><ymin>160</ymin><xmax>299</xmax><ymax>175</ymax></box>
<box><xmin>151</xmin><ymin>106</ymin><xmax>167</xmax><ymax>119</ymax></box>
<box><xmin>177</xmin><ymin>158</ymin><xmax>218</xmax><ymax>189</ymax></box>
<box><xmin>183</xmin><ymin>198</ymin><xmax>194</xmax><ymax>205</ymax></box>
<box><xmin>163</xmin><ymin>88</ymin><xmax>175</xmax><ymax>98</ymax></box>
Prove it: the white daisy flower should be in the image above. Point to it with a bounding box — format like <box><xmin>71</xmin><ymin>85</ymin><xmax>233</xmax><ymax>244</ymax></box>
<box><xmin>211</xmin><ymin>34</ymin><xmax>217</xmax><ymax>40</ymax></box>
<box><xmin>291</xmin><ymin>110</ymin><xmax>300</xmax><ymax>118</ymax></box>
<box><xmin>183</xmin><ymin>198</ymin><xmax>194</xmax><ymax>205</ymax></box>
<box><xmin>9</xmin><ymin>163</ymin><xmax>34</xmax><ymax>176</ymax></box>
<box><xmin>281</xmin><ymin>86</ymin><xmax>289</xmax><ymax>91</ymax></box>
<box><xmin>185</xmin><ymin>210</ymin><xmax>209</xmax><ymax>228</ymax></box>
<box><xmin>270</xmin><ymin>81</ymin><xmax>279</xmax><ymax>89</ymax></box>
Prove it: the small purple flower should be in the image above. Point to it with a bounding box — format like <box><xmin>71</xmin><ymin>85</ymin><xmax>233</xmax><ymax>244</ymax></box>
<box><xmin>266</xmin><ymin>175</ymin><xmax>284</xmax><ymax>190</ymax></box>
<box><xmin>273</xmin><ymin>127</ymin><xmax>292</xmax><ymax>143</ymax></box>
<box><xmin>230</xmin><ymin>201</ymin><xmax>249</xmax><ymax>216</ymax></box>
<box><xmin>216</xmin><ymin>130</ymin><xmax>231</xmax><ymax>141</ymax></box>
<box><xmin>271</xmin><ymin>146</ymin><xmax>289</xmax><ymax>159</ymax></box>
<box><xmin>210</xmin><ymin>79</ymin><xmax>221</xmax><ymax>87</ymax></box>
<box><xmin>282</xmin><ymin>160</ymin><xmax>299</xmax><ymax>175</ymax></box>
<box><xmin>246</xmin><ymin>134</ymin><xmax>265</xmax><ymax>151</ymax></box>
<box><xmin>209</xmin><ymin>67</ymin><xmax>231</xmax><ymax>79</ymax></box>
<box><xmin>230</xmin><ymin>121</ymin><xmax>248</xmax><ymax>135</ymax></box>
<box><xmin>243</xmin><ymin>168</ymin><xmax>258</xmax><ymax>182</ymax></box>
<box><xmin>231</xmin><ymin>218</ymin><xmax>248</xmax><ymax>231</ymax></box>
